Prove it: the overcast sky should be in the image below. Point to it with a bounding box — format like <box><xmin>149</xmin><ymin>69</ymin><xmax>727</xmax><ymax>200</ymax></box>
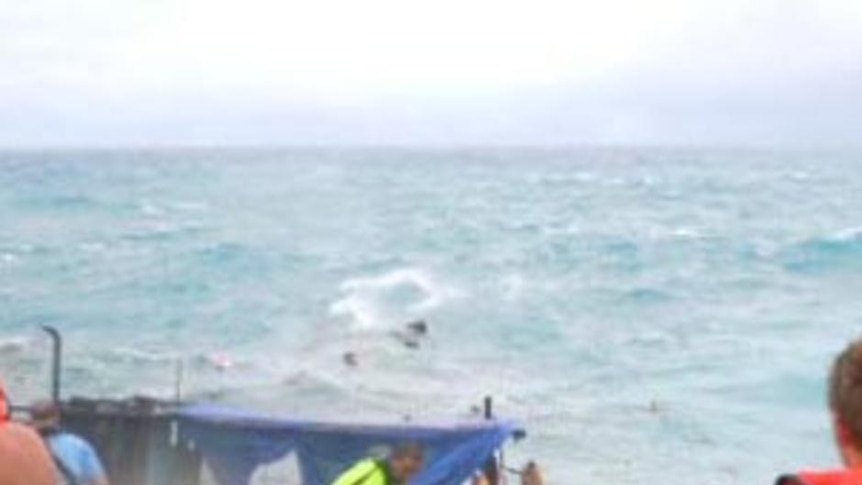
<box><xmin>1</xmin><ymin>0</ymin><xmax>861</xmax><ymax>147</ymax></box>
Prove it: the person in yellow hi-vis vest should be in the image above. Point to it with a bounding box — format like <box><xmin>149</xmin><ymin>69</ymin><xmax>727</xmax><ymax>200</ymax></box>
<box><xmin>331</xmin><ymin>443</ymin><xmax>425</xmax><ymax>485</ymax></box>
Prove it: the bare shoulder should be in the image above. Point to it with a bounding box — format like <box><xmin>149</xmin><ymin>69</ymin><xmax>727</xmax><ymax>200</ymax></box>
<box><xmin>0</xmin><ymin>422</ymin><xmax>57</xmax><ymax>485</ymax></box>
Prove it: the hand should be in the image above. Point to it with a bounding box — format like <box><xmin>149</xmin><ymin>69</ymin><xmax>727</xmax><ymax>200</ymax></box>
<box><xmin>472</xmin><ymin>474</ymin><xmax>490</xmax><ymax>485</ymax></box>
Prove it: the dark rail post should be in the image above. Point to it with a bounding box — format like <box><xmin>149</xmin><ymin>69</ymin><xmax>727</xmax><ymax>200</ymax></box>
<box><xmin>482</xmin><ymin>396</ymin><xmax>501</xmax><ymax>485</ymax></box>
<box><xmin>41</xmin><ymin>325</ymin><xmax>62</xmax><ymax>402</ymax></box>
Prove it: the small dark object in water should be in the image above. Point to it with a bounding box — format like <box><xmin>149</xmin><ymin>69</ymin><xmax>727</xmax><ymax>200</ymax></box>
<box><xmin>392</xmin><ymin>320</ymin><xmax>429</xmax><ymax>349</ymax></box>
<box><xmin>647</xmin><ymin>399</ymin><xmax>667</xmax><ymax>414</ymax></box>
<box><xmin>406</xmin><ymin>320</ymin><xmax>429</xmax><ymax>335</ymax></box>
<box><xmin>342</xmin><ymin>352</ymin><xmax>359</xmax><ymax>367</ymax></box>
<box><xmin>391</xmin><ymin>332</ymin><xmax>421</xmax><ymax>349</ymax></box>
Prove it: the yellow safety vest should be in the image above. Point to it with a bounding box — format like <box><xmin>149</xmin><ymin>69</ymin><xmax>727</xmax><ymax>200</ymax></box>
<box><xmin>331</xmin><ymin>459</ymin><xmax>391</xmax><ymax>485</ymax></box>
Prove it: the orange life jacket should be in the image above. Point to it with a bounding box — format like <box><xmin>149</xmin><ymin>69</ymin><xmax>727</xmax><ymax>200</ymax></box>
<box><xmin>779</xmin><ymin>470</ymin><xmax>862</xmax><ymax>485</ymax></box>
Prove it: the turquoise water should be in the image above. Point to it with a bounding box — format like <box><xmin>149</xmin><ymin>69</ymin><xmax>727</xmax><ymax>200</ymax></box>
<box><xmin>1</xmin><ymin>148</ymin><xmax>862</xmax><ymax>483</ymax></box>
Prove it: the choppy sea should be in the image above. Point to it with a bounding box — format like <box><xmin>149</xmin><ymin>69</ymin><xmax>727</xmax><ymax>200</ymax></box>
<box><xmin>2</xmin><ymin>148</ymin><xmax>862</xmax><ymax>483</ymax></box>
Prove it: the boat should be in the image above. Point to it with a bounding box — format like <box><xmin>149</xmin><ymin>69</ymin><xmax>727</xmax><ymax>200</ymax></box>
<box><xmin>13</xmin><ymin>327</ymin><xmax>526</xmax><ymax>485</ymax></box>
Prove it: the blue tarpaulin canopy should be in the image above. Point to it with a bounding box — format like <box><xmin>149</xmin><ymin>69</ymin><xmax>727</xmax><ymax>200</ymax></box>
<box><xmin>178</xmin><ymin>405</ymin><xmax>523</xmax><ymax>485</ymax></box>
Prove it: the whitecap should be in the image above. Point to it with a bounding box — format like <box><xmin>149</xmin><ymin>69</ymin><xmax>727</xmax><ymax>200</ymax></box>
<box><xmin>0</xmin><ymin>336</ymin><xmax>30</xmax><ymax>354</ymax></box>
<box><xmin>670</xmin><ymin>228</ymin><xmax>701</xmax><ymax>239</ymax></box>
<box><xmin>103</xmin><ymin>347</ymin><xmax>176</xmax><ymax>364</ymax></box>
<box><xmin>829</xmin><ymin>227</ymin><xmax>862</xmax><ymax>242</ymax></box>
<box><xmin>329</xmin><ymin>267</ymin><xmax>456</xmax><ymax>330</ymax></box>
<box><xmin>138</xmin><ymin>200</ymin><xmax>163</xmax><ymax>216</ymax></box>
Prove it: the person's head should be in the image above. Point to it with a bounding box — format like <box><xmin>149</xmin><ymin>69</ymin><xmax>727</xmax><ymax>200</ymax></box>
<box><xmin>29</xmin><ymin>400</ymin><xmax>61</xmax><ymax>433</ymax></box>
<box><xmin>521</xmin><ymin>461</ymin><xmax>544</xmax><ymax>485</ymax></box>
<box><xmin>829</xmin><ymin>338</ymin><xmax>862</xmax><ymax>466</ymax></box>
<box><xmin>387</xmin><ymin>442</ymin><xmax>425</xmax><ymax>483</ymax></box>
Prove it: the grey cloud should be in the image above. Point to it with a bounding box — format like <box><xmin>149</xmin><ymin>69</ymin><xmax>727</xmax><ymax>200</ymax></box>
<box><xmin>1</xmin><ymin>0</ymin><xmax>861</xmax><ymax>147</ymax></box>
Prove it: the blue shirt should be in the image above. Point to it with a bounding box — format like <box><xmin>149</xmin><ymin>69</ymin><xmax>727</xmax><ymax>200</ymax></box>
<box><xmin>47</xmin><ymin>432</ymin><xmax>107</xmax><ymax>485</ymax></box>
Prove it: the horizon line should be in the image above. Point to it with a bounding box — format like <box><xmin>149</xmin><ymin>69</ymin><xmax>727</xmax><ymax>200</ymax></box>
<box><xmin>1</xmin><ymin>142</ymin><xmax>860</xmax><ymax>154</ymax></box>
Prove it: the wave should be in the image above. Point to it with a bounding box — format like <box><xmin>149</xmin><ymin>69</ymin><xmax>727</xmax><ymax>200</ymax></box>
<box><xmin>101</xmin><ymin>347</ymin><xmax>178</xmax><ymax>365</ymax></box>
<box><xmin>28</xmin><ymin>194</ymin><xmax>98</xmax><ymax>210</ymax></box>
<box><xmin>0</xmin><ymin>336</ymin><xmax>30</xmax><ymax>355</ymax></box>
<box><xmin>329</xmin><ymin>267</ymin><xmax>456</xmax><ymax>330</ymax></box>
<box><xmin>137</xmin><ymin>199</ymin><xmax>209</xmax><ymax>217</ymax></box>
<box><xmin>828</xmin><ymin>227</ymin><xmax>862</xmax><ymax>243</ymax></box>
<box><xmin>120</xmin><ymin>222</ymin><xmax>206</xmax><ymax>243</ymax></box>
<box><xmin>781</xmin><ymin>228</ymin><xmax>862</xmax><ymax>273</ymax></box>
<box><xmin>619</xmin><ymin>288</ymin><xmax>674</xmax><ymax>305</ymax></box>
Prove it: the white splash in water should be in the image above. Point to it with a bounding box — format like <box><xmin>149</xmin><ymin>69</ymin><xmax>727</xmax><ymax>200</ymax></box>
<box><xmin>329</xmin><ymin>267</ymin><xmax>455</xmax><ymax>330</ymax></box>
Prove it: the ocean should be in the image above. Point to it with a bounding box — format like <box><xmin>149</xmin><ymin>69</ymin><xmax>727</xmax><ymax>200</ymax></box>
<box><xmin>1</xmin><ymin>147</ymin><xmax>861</xmax><ymax>483</ymax></box>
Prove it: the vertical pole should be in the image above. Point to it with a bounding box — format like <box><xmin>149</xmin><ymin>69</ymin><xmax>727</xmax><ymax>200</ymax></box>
<box><xmin>41</xmin><ymin>326</ymin><xmax>62</xmax><ymax>403</ymax></box>
<box><xmin>482</xmin><ymin>396</ymin><xmax>501</xmax><ymax>484</ymax></box>
<box><xmin>174</xmin><ymin>357</ymin><xmax>186</xmax><ymax>404</ymax></box>
<box><xmin>174</xmin><ymin>358</ymin><xmax>184</xmax><ymax>403</ymax></box>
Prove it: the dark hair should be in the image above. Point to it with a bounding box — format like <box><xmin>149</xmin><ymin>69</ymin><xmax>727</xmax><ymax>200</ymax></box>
<box><xmin>830</xmin><ymin>339</ymin><xmax>862</xmax><ymax>444</ymax></box>
<box><xmin>391</xmin><ymin>442</ymin><xmax>424</xmax><ymax>460</ymax></box>
<box><xmin>30</xmin><ymin>399</ymin><xmax>61</xmax><ymax>422</ymax></box>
